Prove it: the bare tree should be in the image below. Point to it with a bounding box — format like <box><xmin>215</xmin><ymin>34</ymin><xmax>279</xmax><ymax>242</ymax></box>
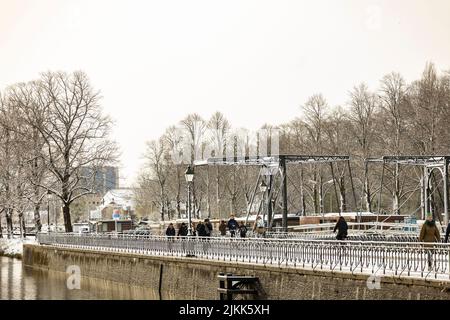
<box><xmin>163</xmin><ymin>125</ymin><xmax>185</xmax><ymax>219</ymax></box>
<box><xmin>302</xmin><ymin>94</ymin><xmax>329</xmax><ymax>214</ymax></box>
<box><xmin>408</xmin><ymin>63</ymin><xmax>449</xmax><ymax>154</ymax></box>
<box><xmin>324</xmin><ymin>107</ymin><xmax>353</xmax><ymax>212</ymax></box>
<box><xmin>6</xmin><ymin>82</ymin><xmax>51</xmax><ymax>232</ymax></box>
<box><xmin>180</xmin><ymin>113</ymin><xmax>206</xmax><ymax>216</ymax></box>
<box><xmin>347</xmin><ymin>83</ymin><xmax>379</xmax><ymax>212</ymax></box>
<box><xmin>379</xmin><ymin>72</ymin><xmax>408</xmax><ymax>214</ymax></box>
<box><xmin>142</xmin><ymin>138</ymin><xmax>171</xmax><ymax>221</ymax></box>
<box><xmin>14</xmin><ymin>71</ymin><xmax>118</xmax><ymax>232</ymax></box>
<box><xmin>0</xmin><ymin>99</ymin><xmax>15</xmax><ymax>238</ymax></box>
<box><xmin>207</xmin><ymin>111</ymin><xmax>230</xmax><ymax>218</ymax></box>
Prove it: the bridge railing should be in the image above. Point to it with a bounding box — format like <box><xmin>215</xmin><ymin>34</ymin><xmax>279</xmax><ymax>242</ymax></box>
<box><xmin>36</xmin><ymin>233</ymin><xmax>450</xmax><ymax>281</ymax></box>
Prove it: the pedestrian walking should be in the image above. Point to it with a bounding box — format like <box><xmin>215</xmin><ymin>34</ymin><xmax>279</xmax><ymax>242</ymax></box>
<box><xmin>227</xmin><ymin>214</ymin><xmax>239</xmax><ymax>237</ymax></box>
<box><xmin>165</xmin><ymin>223</ymin><xmax>176</xmax><ymax>237</ymax></box>
<box><xmin>419</xmin><ymin>213</ymin><xmax>441</xmax><ymax>268</ymax></box>
<box><xmin>333</xmin><ymin>216</ymin><xmax>348</xmax><ymax>240</ymax></box>
<box><xmin>196</xmin><ymin>221</ymin><xmax>208</xmax><ymax>237</ymax></box>
<box><xmin>204</xmin><ymin>218</ymin><xmax>213</xmax><ymax>237</ymax></box>
<box><xmin>177</xmin><ymin>222</ymin><xmax>188</xmax><ymax>237</ymax></box>
<box><xmin>253</xmin><ymin>216</ymin><xmax>265</xmax><ymax>238</ymax></box>
<box><xmin>219</xmin><ymin>220</ymin><xmax>227</xmax><ymax>236</ymax></box>
<box><xmin>239</xmin><ymin>221</ymin><xmax>248</xmax><ymax>238</ymax></box>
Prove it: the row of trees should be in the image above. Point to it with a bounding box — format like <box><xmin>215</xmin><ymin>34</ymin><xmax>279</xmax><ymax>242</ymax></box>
<box><xmin>136</xmin><ymin>62</ymin><xmax>450</xmax><ymax>221</ymax></box>
<box><xmin>0</xmin><ymin>71</ymin><xmax>118</xmax><ymax>237</ymax></box>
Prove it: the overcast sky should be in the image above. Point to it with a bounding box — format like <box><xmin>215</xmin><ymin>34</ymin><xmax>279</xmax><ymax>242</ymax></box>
<box><xmin>1</xmin><ymin>0</ymin><xmax>450</xmax><ymax>187</ymax></box>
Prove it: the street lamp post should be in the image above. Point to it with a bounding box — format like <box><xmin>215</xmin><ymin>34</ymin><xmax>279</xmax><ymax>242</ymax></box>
<box><xmin>185</xmin><ymin>166</ymin><xmax>195</xmax><ymax>236</ymax></box>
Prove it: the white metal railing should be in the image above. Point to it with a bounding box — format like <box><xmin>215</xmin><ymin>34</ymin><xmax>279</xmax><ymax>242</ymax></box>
<box><xmin>37</xmin><ymin>232</ymin><xmax>450</xmax><ymax>281</ymax></box>
<box><xmin>291</xmin><ymin>222</ymin><xmax>421</xmax><ymax>232</ymax></box>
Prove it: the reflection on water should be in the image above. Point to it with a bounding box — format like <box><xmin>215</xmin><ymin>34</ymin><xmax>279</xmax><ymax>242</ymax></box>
<box><xmin>0</xmin><ymin>257</ymin><xmax>157</xmax><ymax>300</ymax></box>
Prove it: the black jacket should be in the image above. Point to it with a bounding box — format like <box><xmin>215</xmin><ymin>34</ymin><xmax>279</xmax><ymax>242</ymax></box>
<box><xmin>205</xmin><ymin>222</ymin><xmax>213</xmax><ymax>236</ymax></box>
<box><xmin>333</xmin><ymin>219</ymin><xmax>348</xmax><ymax>240</ymax></box>
<box><xmin>177</xmin><ymin>225</ymin><xmax>188</xmax><ymax>237</ymax></box>
<box><xmin>165</xmin><ymin>227</ymin><xmax>175</xmax><ymax>236</ymax></box>
<box><xmin>239</xmin><ymin>225</ymin><xmax>248</xmax><ymax>237</ymax></box>
<box><xmin>196</xmin><ymin>223</ymin><xmax>208</xmax><ymax>237</ymax></box>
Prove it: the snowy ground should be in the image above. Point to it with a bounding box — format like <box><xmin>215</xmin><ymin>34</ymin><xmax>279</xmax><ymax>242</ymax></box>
<box><xmin>0</xmin><ymin>237</ymin><xmax>37</xmax><ymax>258</ymax></box>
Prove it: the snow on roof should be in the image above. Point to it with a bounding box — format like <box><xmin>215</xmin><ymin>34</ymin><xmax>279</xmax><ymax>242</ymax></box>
<box><xmin>98</xmin><ymin>188</ymin><xmax>135</xmax><ymax>211</ymax></box>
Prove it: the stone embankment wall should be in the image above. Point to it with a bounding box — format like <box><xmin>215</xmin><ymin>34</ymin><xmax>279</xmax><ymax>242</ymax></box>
<box><xmin>23</xmin><ymin>244</ymin><xmax>450</xmax><ymax>300</ymax></box>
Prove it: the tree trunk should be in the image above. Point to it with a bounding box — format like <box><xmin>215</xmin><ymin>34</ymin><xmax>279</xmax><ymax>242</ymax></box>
<box><xmin>299</xmin><ymin>167</ymin><xmax>306</xmax><ymax>216</ymax></box>
<box><xmin>19</xmin><ymin>213</ymin><xmax>26</xmax><ymax>238</ymax></box>
<box><xmin>34</xmin><ymin>204</ymin><xmax>42</xmax><ymax>232</ymax></box>
<box><xmin>6</xmin><ymin>208</ymin><xmax>13</xmax><ymax>239</ymax></box>
<box><xmin>176</xmin><ymin>165</ymin><xmax>181</xmax><ymax>219</ymax></box>
<box><xmin>166</xmin><ymin>199</ymin><xmax>171</xmax><ymax>220</ymax></box>
<box><xmin>393</xmin><ymin>163</ymin><xmax>400</xmax><ymax>215</ymax></box>
<box><xmin>319</xmin><ymin>182</ymin><xmax>324</xmax><ymax>216</ymax></box>
<box><xmin>206</xmin><ymin>167</ymin><xmax>211</xmax><ymax>218</ymax></box>
<box><xmin>216</xmin><ymin>166</ymin><xmax>220</xmax><ymax>219</ymax></box>
<box><xmin>0</xmin><ymin>211</ymin><xmax>2</xmax><ymax>238</ymax></box>
<box><xmin>364</xmin><ymin>163</ymin><xmax>372</xmax><ymax>212</ymax></box>
<box><xmin>63</xmin><ymin>203</ymin><xmax>73</xmax><ymax>232</ymax></box>
<box><xmin>160</xmin><ymin>201</ymin><xmax>165</xmax><ymax>222</ymax></box>
<box><xmin>313</xmin><ymin>170</ymin><xmax>319</xmax><ymax>214</ymax></box>
<box><xmin>176</xmin><ymin>200</ymin><xmax>181</xmax><ymax>219</ymax></box>
<box><xmin>339</xmin><ymin>175</ymin><xmax>347</xmax><ymax>213</ymax></box>
<box><xmin>22</xmin><ymin>214</ymin><xmax>26</xmax><ymax>237</ymax></box>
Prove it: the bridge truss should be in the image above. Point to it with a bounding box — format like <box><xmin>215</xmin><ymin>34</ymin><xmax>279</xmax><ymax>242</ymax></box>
<box><xmin>194</xmin><ymin>155</ymin><xmax>358</xmax><ymax>231</ymax></box>
<box><xmin>366</xmin><ymin>155</ymin><xmax>450</xmax><ymax>225</ymax></box>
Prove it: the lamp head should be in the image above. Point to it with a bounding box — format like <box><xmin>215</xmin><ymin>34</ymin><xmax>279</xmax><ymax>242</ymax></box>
<box><xmin>184</xmin><ymin>166</ymin><xmax>195</xmax><ymax>182</ymax></box>
<box><xmin>259</xmin><ymin>180</ymin><xmax>268</xmax><ymax>193</ymax></box>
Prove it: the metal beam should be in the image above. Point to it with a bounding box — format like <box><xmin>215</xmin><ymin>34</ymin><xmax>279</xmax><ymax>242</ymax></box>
<box><xmin>194</xmin><ymin>154</ymin><xmax>351</xmax><ymax>167</ymax></box>
<box><xmin>366</xmin><ymin>155</ymin><xmax>450</xmax><ymax>167</ymax></box>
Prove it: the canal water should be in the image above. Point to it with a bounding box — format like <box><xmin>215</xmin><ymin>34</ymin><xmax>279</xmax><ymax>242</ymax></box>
<box><xmin>0</xmin><ymin>256</ymin><xmax>157</xmax><ymax>300</ymax></box>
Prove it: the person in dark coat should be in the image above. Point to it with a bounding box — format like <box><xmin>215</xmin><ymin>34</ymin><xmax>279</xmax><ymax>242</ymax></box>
<box><xmin>333</xmin><ymin>216</ymin><xmax>348</xmax><ymax>240</ymax></box>
<box><xmin>219</xmin><ymin>220</ymin><xmax>227</xmax><ymax>236</ymax></box>
<box><xmin>420</xmin><ymin>215</ymin><xmax>441</xmax><ymax>243</ymax></box>
<box><xmin>419</xmin><ymin>214</ymin><xmax>441</xmax><ymax>268</ymax></box>
<box><xmin>238</xmin><ymin>221</ymin><xmax>248</xmax><ymax>238</ymax></box>
<box><xmin>204</xmin><ymin>219</ymin><xmax>213</xmax><ymax>237</ymax></box>
<box><xmin>196</xmin><ymin>221</ymin><xmax>208</xmax><ymax>237</ymax></box>
<box><xmin>227</xmin><ymin>214</ymin><xmax>239</xmax><ymax>237</ymax></box>
<box><xmin>165</xmin><ymin>223</ymin><xmax>176</xmax><ymax>237</ymax></box>
<box><xmin>177</xmin><ymin>222</ymin><xmax>188</xmax><ymax>237</ymax></box>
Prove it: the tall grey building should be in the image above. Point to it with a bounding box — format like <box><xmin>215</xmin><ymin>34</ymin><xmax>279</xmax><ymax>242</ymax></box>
<box><xmin>80</xmin><ymin>166</ymin><xmax>120</xmax><ymax>195</ymax></box>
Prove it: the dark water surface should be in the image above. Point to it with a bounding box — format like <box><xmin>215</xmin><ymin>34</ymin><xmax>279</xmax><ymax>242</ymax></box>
<box><xmin>0</xmin><ymin>256</ymin><xmax>156</xmax><ymax>300</ymax></box>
